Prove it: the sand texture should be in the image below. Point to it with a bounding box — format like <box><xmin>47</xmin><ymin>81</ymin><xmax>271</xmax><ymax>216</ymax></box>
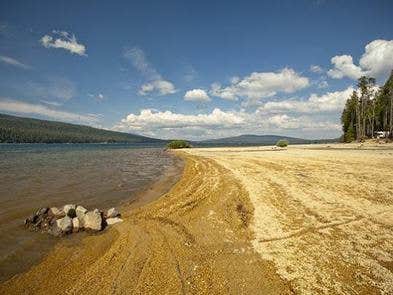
<box><xmin>184</xmin><ymin>143</ymin><xmax>393</xmax><ymax>294</ymax></box>
<box><xmin>1</xmin><ymin>143</ymin><xmax>392</xmax><ymax>294</ymax></box>
<box><xmin>0</xmin><ymin>153</ymin><xmax>289</xmax><ymax>294</ymax></box>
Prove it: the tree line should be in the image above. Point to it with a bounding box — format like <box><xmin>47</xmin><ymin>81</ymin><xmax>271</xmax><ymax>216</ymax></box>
<box><xmin>341</xmin><ymin>70</ymin><xmax>393</xmax><ymax>142</ymax></box>
<box><xmin>0</xmin><ymin>113</ymin><xmax>164</xmax><ymax>144</ymax></box>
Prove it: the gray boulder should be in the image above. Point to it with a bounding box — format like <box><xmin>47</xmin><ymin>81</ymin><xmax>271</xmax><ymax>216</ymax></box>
<box><xmin>106</xmin><ymin>207</ymin><xmax>120</xmax><ymax>218</ymax></box>
<box><xmin>84</xmin><ymin>209</ymin><xmax>102</xmax><ymax>231</ymax></box>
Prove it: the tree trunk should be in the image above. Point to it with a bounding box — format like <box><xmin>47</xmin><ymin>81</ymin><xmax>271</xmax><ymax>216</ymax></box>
<box><xmin>356</xmin><ymin>103</ymin><xmax>361</xmax><ymax>140</ymax></box>
<box><xmin>389</xmin><ymin>91</ymin><xmax>393</xmax><ymax>138</ymax></box>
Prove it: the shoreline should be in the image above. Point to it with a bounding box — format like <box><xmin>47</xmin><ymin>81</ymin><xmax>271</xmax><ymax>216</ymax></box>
<box><xmin>0</xmin><ymin>150</ymin><xmax>184</xmax><ymax>284</ymax></box>
<box><xmin>0</xmin><ymin>151</ymin><xmax>291</xmax><ymax>294</ymax></box>
<box><xmin>2</xmin><ymin>144</ymin><xmax>391</xmax><ymax>293</ymax></box>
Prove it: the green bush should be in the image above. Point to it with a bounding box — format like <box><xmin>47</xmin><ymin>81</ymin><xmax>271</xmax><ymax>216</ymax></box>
<box><xmin>276</xmin><ymin>139</ymin><xmax>289</xmax><ymax>147</ymax></box>
<box><xmin>166</xmin><ymin>140</ymin><xmax>191</xmax><ymax>149</ymax></box>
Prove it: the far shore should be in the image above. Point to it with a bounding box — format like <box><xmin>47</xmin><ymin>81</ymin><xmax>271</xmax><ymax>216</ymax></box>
<box><xmin>1</xmin><ymin>143</ymin><xmax>393</xmax><ymax>294</ymax></box>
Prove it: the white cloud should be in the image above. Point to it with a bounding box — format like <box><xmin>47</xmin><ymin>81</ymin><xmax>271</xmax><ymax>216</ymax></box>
<box><xmin>310</xmin><ymin>65</ymin><xmax>323</xmax><ymax>73</ymax></box>
<box><xmin>0</xmin><ymin>55</ymin><xmax>31</xmax><ymax>69</ymax></box>
<box><xmin>115</xmin><ymin>108</ymin><xmax>244</xmax><ymax>132</ymax></box>
<box><xmin>184</xmin><ymin>89</ymin><xmax>210</xmax><ymax>102</ymax></box>
<box><xmin>327</xmin><ymin>55</ymin><xmax>363</xmax><ymax>79</ymax></box>
<box><xmin>113</xmin><ymin>105</ymin><xmax>341</xmax><ymax>140</ymax></box>
<box><xmin>328</xmin><ymin>39</ymin><xmax>393</xmax><ymax>80</ymax></box>
<box><xmin>40</xmin><ymin>31</ymin><xmax>86</xmax><ymax>56</ymax></box>
<box><xmin>139</xmin><ymin>80</ymin><xmax>176</xmax><ymax>96</ymax></box>
<box><xmin>210</xmin><ymin>68</ymin><xmax>309</xmax><ymax>104</ymax></box>
<box><xmin>258</xmin><ymin>87</ymin><xmax>354</xmax><ymax>114</ymax></box>
<box><xmin>0</xmin><ymin>98</ymin><xmax>98</xmax><ymax>124</ymax></box>
<box><xmin>123</xmin><ymin>47</ymin><xmax>176</xmax><ymax>96</ymax></box>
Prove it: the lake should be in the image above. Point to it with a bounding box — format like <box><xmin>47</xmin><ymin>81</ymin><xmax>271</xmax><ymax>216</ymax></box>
<box><xmin>0</xmin><ymin>143</ymin><xmax>181</xmax><ymax>282</ymax></box>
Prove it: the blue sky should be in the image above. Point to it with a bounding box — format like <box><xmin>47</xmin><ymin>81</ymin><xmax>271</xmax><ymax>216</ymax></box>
<box><xmin>0</xmin><ymin>0</ymin><xmax>392</xmax><ymax>140</ymax></box>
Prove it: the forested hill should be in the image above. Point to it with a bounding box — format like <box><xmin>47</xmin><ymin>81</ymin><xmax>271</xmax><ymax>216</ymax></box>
<box><xmin>0</xmin><ymin>113</ymin><xmax>165</xmax><ymax>144</ymax></box>
<box><xmin>194</xmin><ymin>134</ymin><xmax>337</xmax><ymax>146</ymax></box>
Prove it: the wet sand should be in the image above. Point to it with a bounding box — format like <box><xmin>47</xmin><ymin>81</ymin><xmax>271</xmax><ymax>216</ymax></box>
<box><xmin>0</xmin><ymin>146</ymin><xmax>179</xmax><ymax>283</ymax></box>
<box><xmin>1</xmin><ymin>143</ymin><xmax>393</xmax><ymax>294</ymax></box>
<box><xmin>0</xmin><ymin>151</ymin><xmax>289</xmax><ymax>294</ymax></box>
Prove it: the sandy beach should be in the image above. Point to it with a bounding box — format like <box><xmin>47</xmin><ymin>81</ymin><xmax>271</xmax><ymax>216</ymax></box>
<box><xmin>1</xmin><ymin>143</ymin><xmax>393</xmax><ymax>294</ymax></box>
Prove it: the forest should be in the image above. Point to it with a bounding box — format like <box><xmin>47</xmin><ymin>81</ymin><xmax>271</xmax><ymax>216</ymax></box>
<box><xmin>0</xmin><ymin>113</ymin><xmax>164</xmax><ymax>144</ymax></box>
<box><xmin>341</xmin><ymin>70</ymin><xmax>393</xmax><ymax>142</ymax></box>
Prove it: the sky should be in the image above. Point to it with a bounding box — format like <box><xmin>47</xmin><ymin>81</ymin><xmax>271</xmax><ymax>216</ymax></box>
<box><xmin>0</xmin><ymin>0</ymin><xmax>393</xmax><ymax>140</ymax></box>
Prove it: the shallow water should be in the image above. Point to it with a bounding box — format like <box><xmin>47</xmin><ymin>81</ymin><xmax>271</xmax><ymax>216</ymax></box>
<box><xmin>0</xmin><ymin>143</ymin><xmax>179</xmax><ymax>282</ymax></box>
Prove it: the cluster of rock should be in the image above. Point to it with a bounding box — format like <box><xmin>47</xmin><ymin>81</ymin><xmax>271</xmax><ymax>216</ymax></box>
<box><xmin>24</xmin><ymin>205</ymin><xmax>123</xmax><ymax>236</ymax></box>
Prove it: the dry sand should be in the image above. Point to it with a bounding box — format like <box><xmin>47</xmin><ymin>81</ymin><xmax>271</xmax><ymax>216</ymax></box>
<box><xmin>1</xmin><ymin>143</ymin><xmax>392</xmax><ymax>294</ymax></box>
<box><xmin>184</xmin><ymin>142</ymin><xmax>393</xmax><ymax>294</ymax></box>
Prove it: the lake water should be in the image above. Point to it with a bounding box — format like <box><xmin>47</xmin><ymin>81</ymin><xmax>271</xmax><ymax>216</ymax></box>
<box><xmin>0</xmin><ymin>143</ymin><xmax>181</xmax><ymax>282</ymax></box>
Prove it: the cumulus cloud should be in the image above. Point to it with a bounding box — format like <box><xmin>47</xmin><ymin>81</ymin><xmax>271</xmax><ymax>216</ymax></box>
<box><xmin>113</xmin><ymin>105</ymin><xmax>341</xmax><ymax>140</ymax></box>
<box><xmin>258</xmin><ymin>87</ymin><xmax>354</xmax><ymax>114</ymax></box>
<box><xmin>327</xmin><ymin>55</ymin><xmax>363</xmax><ymax>80</ymax></box>
<box><xmin>0</xmin><ymin>55</ymin><xmax>31</xmax><ymax>69</ymax></box>
<box><xmin>123</xmin><ymin>47</ymin><xmax>176</xmax><ymax>96</ymax></box>
<box><xmin>40</xmin><ymin>31</ymin><xmax>87</xmax><ymax>56</ymax></box>
<box><xmin>209</xmin><ymin>68</ymin><xmax>309</xmax><ymax>104</ymax></box>
<box><xmin>328</xmin><ymin>39</ymin><xmax>393</xmax><ymax>80</ymax></box>
<box><xmin>184</xmin><ymin>89</ymin><xmax>210</xmax><ymax>102</ymax></box>
<box><xmin>114</xmin><ymin>108</ymin><xmax>244</xmax><ymax>132</ymax></box>
<box><xmin>0</xmin><ymin>98</ymin><xmax>98</xmax><ymax>124</ymax></box>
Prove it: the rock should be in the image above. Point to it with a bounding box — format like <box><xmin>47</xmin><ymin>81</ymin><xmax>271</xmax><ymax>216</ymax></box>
<box><xmin>106</xmin><ymin>208</ymin><xmax>120</xmax><ymax>218</ymax></box>
<box><xmin>66</xmin><ymin>208</ymin><xmax>77</xmax><ymax>218</ymax></box>
<box><xmin>25</xmin><ymin>208</ymin><xmax>50</xmax><ymax>230</ymax></box>
<box><xmin>84</xmin><ymin>209</ymin><xmax>102</xmax><ymax>231</ymax></box>
<box><xmin>76</xmin><ymin>205</ymin><xmax>88</xmax><ymax>227</ymax></box>
<box><xmin>106</xmin><ymin>217</ymin><xmax>123</xmax><ymax>225</ymax></box>
<box><xmin>63</xmin><ymin>204</ymin><xmax>76</xmax><ymax>216</ymax></box>
<box><xmin>72</xmin><ymin>217</ymin><xmax>80</xmax><ymax>232</ymax></box>
<box><xmin>35</xmin><ymin>207</ymin><xmax>49</xmax><ymax>216</ymax></box>
<box><xmin>49</xmin><ymin>207</ymin><xmax>65</xmax><ymax>218</ymax></box>
<box><xmin>76</xmin><ymin>205</ymin><xmax>87</xmax><ymax>218</ymax></box>
<box><xmin>56</xmin><ymin>216</ymin><xmax>73</xmax><ymax>234</ymax></box>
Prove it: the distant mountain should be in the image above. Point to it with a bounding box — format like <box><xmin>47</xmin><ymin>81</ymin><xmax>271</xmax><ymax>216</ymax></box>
<box><xmin>194</xmin><ymin>134</ymin><xmax>337</xmax><ymax>147</ymax></box>
<box><xmin>0</xmin><ymin>113</ymin><xmax>166</xmax><ymax>144</ymax></box>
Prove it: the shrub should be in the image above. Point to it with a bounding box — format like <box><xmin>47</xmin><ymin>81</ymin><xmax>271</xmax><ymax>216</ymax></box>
<box><xmin>166</xmin><ymin>140</ymin><xmax>191</xmax><ymax>149</ymax></box>
<box><xmin>276</xmin><ymin>139</ymin><xmax>289</xmax><ymax>147</ymax></box>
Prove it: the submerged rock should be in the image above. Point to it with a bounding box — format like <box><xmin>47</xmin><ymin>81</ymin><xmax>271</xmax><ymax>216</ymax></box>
<box><xmin>84</xmin><ymin>209</ymin><xmax>102</xmax><ymax>231</ymax></box>
<box><xmin>106</xmin><ymin>208</ymin><xmax>120</xmax><ymax>218</ymax></box>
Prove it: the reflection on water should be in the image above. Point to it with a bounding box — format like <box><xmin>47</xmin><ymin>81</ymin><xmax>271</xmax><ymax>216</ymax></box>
<box><xmin>0</xmin><ymin>143</ymin><xmax>177</xmax><ymax>282</ymax></box>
